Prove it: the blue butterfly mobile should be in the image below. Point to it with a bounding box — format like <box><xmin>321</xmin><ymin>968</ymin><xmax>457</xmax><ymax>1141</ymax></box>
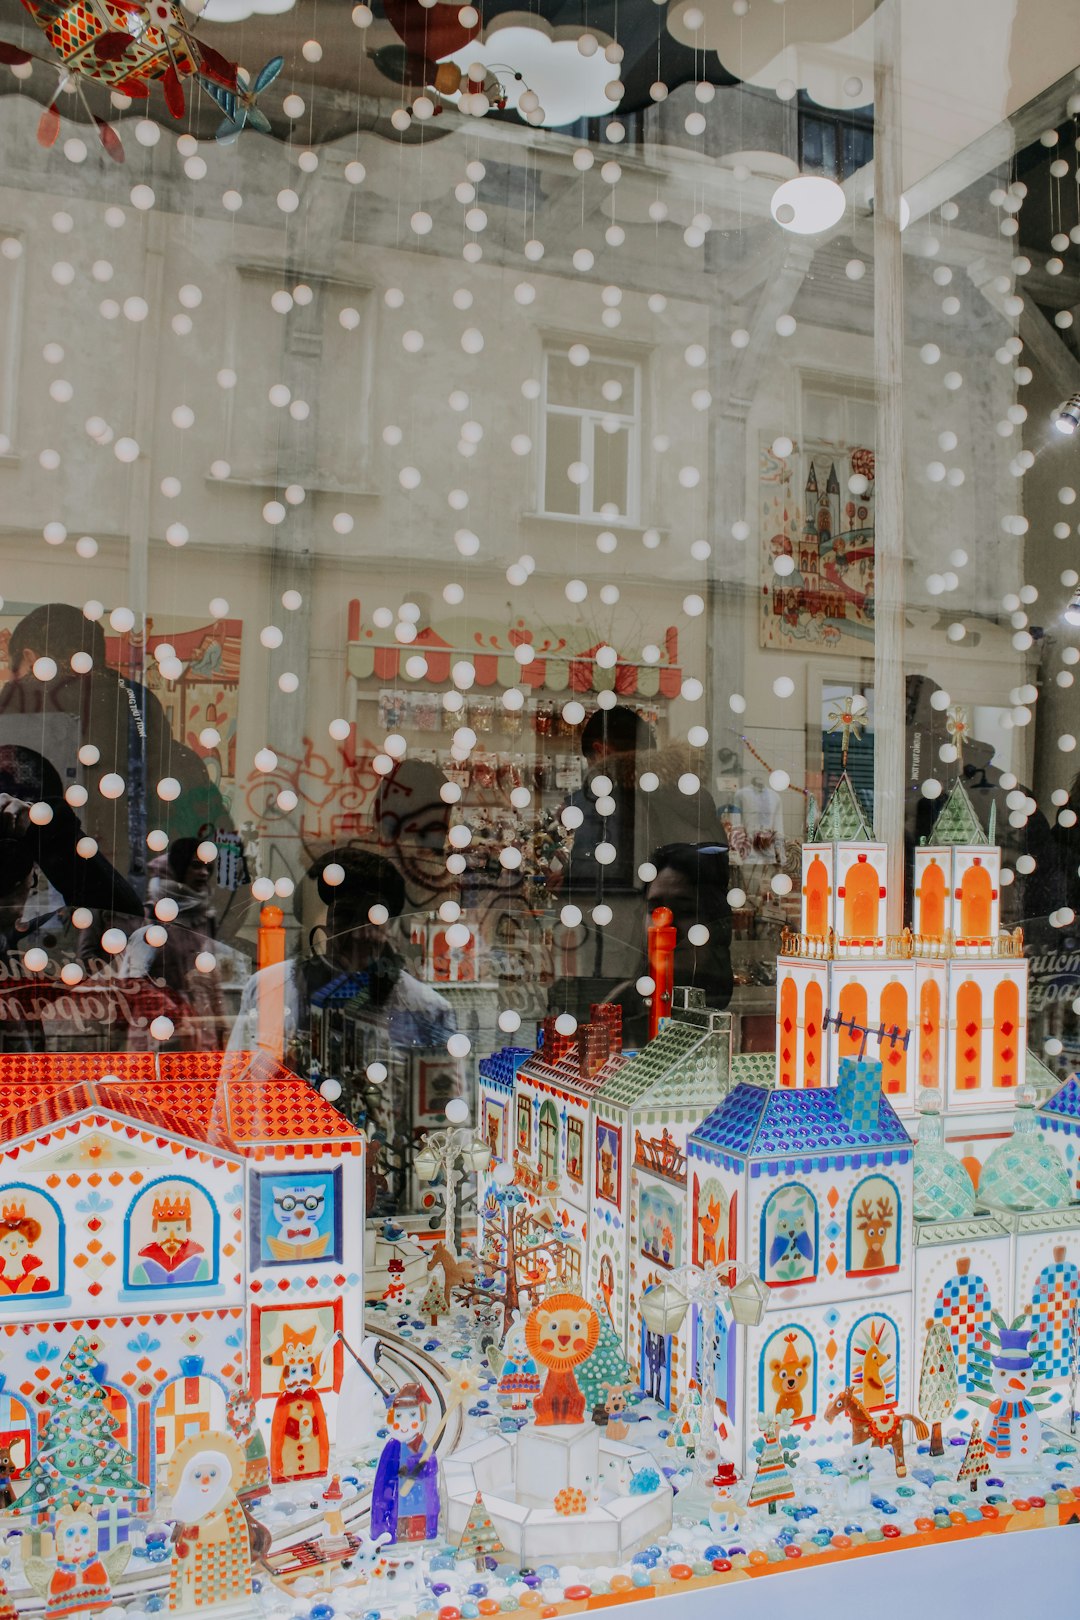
<box><xmin>199</xmin><ymin>54</ymin><xmax>284</xmax><ymax>140</ymax></box>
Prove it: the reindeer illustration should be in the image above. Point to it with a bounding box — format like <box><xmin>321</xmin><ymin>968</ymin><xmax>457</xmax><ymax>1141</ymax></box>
<box><xmin>855</xmin><ymin>1195</ymin><xmax>894</xmax><ymax>1271</ymax></box>
<box><xmin>426</xmin><ymin>1240</ymin><xmax>476</xmax><ymax>1309</ymax></box>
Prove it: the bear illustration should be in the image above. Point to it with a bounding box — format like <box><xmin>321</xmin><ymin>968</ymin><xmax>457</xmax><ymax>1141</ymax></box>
<box><xmin>769</xmin><ymin>1332</ymin><xmax>812</xmax><ymax>1422</ymax></box>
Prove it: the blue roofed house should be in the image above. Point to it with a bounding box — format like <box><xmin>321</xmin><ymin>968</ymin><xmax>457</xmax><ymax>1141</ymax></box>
<box><xmin>684</xmin><ymin>1056</ymin><xmax>915</xmax><ymax>1472</ymax></box>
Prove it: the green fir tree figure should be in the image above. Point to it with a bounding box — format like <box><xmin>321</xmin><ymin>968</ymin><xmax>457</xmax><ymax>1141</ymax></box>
<box><xmin>746</xmin><ymin>1418</ymin><xmax>797</xmax><ymax>1515</ymax></box>
<box><xmin>918</xmin><ymin>1317</ymin><xmax>959</xmax><ymax>1457</ymax></box>
<box><xmin>957</xmin><ymin>1421</ymin><xmax>991</xmax><ymax>1492</ymax></box>
<box><xmin>457</xmin><ymin>1492</ymin><xmax>504</xmax><ymax>1569</ymax></box>
<box><xmin>577</xmin><ymin>1297</ymin><xmax>636</xmax><ymax>1416</ymax></box>
<box><xmin>15</xmin><ymin>1337</ymin><xmax>142</xmax><ymax>1522</ymax></box>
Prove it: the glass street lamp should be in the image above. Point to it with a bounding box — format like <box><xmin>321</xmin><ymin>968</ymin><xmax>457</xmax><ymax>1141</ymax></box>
<box><xmin>413</xmin><ymin>1098</ymin><xmax>491</xmax><ymax>1253</ymax></box>
<box><xmin>640</xmin><ymin>1259</ymin><xmax>767</xmax><ymax>1481</ymax></box>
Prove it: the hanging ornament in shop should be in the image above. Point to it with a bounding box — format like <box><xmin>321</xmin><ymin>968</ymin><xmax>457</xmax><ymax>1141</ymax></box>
<box><xmin>15</xmin><ymin>0</ymin><xmax>240</xmax><ymax>154</ymax></box>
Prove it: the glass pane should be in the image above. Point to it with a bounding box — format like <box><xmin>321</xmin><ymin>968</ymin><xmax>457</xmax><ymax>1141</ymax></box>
<box><xmin>592</xmin><ymin>423</ymin><xmax>630</xmax><ymax>516</ymax></box>
<box><xmin>547</xmin><ymin>354</ymin><xmax>637</xmax><ymax>413</ymax></box>
<box><xmin>544</xmin><ymin>410</ymin><xmax>582</xmax><ymax>513</ymax></box>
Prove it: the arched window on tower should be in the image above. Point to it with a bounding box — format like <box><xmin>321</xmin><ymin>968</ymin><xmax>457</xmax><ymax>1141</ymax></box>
<box><xmin>805</xmin><ymin>856</ymin><xmax>829</xmax><ymax>938</ymax></box>
<box><xmin>842</xmin><ymin>857</ymin><xmax>881</xmax><ymax>939</ymax></box>
<box><xmin>918</xmin><ymin>979</ymin><xmax>941</xmax><ymax>1088</ymax></box>
<box><xmin>992</xmin><ymin>980</ymin><xmax>1020</xmax><ymax>1089</ymax></box>
<box><xmin>879</xmin><ymin>982</ymin><xmax>908</xmax><ymax>1095</ymax></box>
<box><xmin>779</xmin><ymin>977</ymin><xmax>798</xmax><ymax>1088</ymax></box>
<box><xmin>956</xmin><ymin>980</ymin><xmax>982</xmax><ymax>1090</ymax></box>
<box><xmin>837</xmin><ymin>982</ymin><xmax>868</xmax><ymax>1058</ymax></box>
<box><xmin>803</xmin><ymin>980</ymin><xmax>823</xmax><ymax>1088</ymax></box>
<box><xmin>918</xmin><ymin>860</ymin><xmax>946</xmax><ymax>939</ymax></box>
<box><xmin>959</xmin><ymin>862</ymin><xmax>993</xmax><ymax>939</ymax></box>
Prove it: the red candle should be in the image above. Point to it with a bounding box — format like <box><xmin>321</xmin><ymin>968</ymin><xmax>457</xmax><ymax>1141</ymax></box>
<box><xmin>647</xmin><ymin>905</ymin><xmax>676</xmax><ymax>1040</ymax></box>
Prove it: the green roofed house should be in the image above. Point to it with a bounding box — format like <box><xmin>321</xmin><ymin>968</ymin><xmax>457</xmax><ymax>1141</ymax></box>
<box><xmin>476</xmin><ymin>988</ymin><xmax>736</xmax><ymax>1396</ymax></box>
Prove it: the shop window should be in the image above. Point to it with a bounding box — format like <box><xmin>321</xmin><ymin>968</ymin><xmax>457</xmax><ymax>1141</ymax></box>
<box><xmin>541</xmin><ymin>349</ymin><xmax>640</xmax><ymax>521</ymax></box>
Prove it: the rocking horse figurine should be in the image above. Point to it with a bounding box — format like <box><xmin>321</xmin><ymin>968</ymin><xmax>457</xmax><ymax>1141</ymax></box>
<box><xmin>824</xmin><ymin>1387</ymin><xmax>929</xmax><ymax>1478</ymax></box>
<box><xmin>426</xmin><ymin>1240</ymin><xmax>476</xmax><ymax>1309</ymax></box>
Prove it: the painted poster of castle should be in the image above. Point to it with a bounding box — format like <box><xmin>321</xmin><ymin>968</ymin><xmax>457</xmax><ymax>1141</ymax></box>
<box><xmin>759</xmin><ymin>439</ymin><xmax>876</xmax><ymax>651</ymax></box>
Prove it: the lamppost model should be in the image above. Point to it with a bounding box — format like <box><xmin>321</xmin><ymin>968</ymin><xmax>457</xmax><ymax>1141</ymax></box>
<box><xmin>640</xmin><ymin>1259</ymin><xmax>768</xmax><ymax>1481</ymax></box>
<box><xmin>414</xmin><ymin>1098</ymin><xmax>491</xmax><ymax>1254</ymax></box>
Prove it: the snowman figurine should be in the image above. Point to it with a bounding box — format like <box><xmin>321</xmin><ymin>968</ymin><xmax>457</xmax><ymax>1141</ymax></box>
<box><xmin>983</xmin><ymin>1321</ymin><xmax>1044</xmax><ymax>1472</ymax></box>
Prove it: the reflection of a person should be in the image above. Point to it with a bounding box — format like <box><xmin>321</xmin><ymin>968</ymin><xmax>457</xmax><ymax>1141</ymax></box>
<box><xmin>604</xmin><ymin>843</ymin><xmax>734</xmax><ymax>1048</ymax></box>
<box><xmin>119</xmin><ymin>838</ymin><xmax>232</xmax><ymax>1050</ymax></box>
<box><xmin>0</xmin><ymin>604</ymin><xmax>236</xmax><ymax>923</ymax></box>
<box><xmin>562</xmin><ymin>708</ymin><xmax>656</xmax><ymax>895</ymax></box>
<box><xmin>905</xmin><ymin>676</ymin><xmax>1060</xmax><ymax>934</ymax></box>
<box><xmin>0</xmin><ymin>745</ymin><xmax>142</xmax><ymax>1050</ymax></box>
<box><xmin>230</xmin><ymin>847</ymin><xmax>455</xmax><ymax>1063</ymax></box>
<box><xmin>373</xmin><ymin>761</ymin><xmax>454</xmax><ymax>912</ymax></box>
<box><xmin>0</xmin><ymin>1202</ymin><xmax>50</xmax><ymax>1294</ymax></box>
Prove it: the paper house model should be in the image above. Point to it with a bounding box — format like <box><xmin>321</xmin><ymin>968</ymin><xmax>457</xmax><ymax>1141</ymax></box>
<box><xmin>0</xmin><ymin>1049</ymin><xmax>363</xmax><ymax>1501</ymax></box>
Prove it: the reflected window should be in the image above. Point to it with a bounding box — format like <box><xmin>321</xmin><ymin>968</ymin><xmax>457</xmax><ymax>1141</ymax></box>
<box><xmin>542</xmin><ymin>350</ymin><xmax>640</xmax><ymax>521</ymax></box>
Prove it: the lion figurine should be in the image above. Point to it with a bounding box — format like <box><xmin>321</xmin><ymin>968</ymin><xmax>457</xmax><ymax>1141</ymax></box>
<box><xmin>524</xmin><ymin>1291</ymin><xmax>600</xmax><ymax>1426</ymax></box>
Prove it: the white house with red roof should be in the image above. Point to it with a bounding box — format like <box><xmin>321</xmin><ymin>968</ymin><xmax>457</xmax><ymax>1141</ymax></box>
<box><xmin>0</xmin><ymin>1049</ymin><xmax>364</xmax><ymax>1501</ymax></box>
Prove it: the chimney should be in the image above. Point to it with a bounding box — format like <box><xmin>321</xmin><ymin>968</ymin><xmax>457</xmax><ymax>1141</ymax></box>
<box><xmin>541</xmin><ymin>1016</ymin><xmax>575</xmax><ymax>1064</ymax></box>
<box><xmin>591</xmin><ymin>1002</ymin><xmax>623</xmax><ymax>1055</ymax></box>
<box><xmin>578</xmin><ymin>1021</ymin><xmax>611</xmax><ymax>1079</ymax></box>
<box><xmin>835</xmin><ymin>1056</ymin><xmax>883</xmax><ymax>1134</ymax></box>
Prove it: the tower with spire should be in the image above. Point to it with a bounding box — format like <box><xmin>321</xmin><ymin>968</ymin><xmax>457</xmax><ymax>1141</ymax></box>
<box><xmin>774</xmin><ymin>699</ymin><xmax>1050</xmax><ymax>1160</ymax></box>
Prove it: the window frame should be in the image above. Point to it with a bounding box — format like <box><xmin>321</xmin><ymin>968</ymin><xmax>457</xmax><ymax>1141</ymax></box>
<box><xmin>539</xmin><ymin>346</ymin><xmax>642</xmax><ymax>524</ymax></box>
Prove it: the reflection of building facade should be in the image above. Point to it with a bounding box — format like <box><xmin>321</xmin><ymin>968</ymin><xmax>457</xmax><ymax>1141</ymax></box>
<box><xmin>0</xmin><ymin>1051</ymin><xmax>363</xmax><ymax>1499</ymax></box>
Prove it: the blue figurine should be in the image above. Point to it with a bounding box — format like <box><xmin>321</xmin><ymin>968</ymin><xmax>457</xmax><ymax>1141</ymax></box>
<box><xmin>371</xmin><ymin>1384</ymin><xmax>440</xmax><ymax>1543</ymax></box>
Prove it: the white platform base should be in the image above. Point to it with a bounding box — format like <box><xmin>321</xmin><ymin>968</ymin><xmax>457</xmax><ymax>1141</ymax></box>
<box><xmin>442</xmin><ymin>1423</ymin><xmax>673</xmax><ymax>1566</ymax></box>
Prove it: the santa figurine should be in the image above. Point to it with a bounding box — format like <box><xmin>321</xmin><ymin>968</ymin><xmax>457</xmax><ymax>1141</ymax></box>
<box><xmin>982</xmin><ymin>1321</ymin><xmax>1045</xmax><ymax>1472</ymax></box>
<box><xmin>371</xmin><ymin>1383</ymin><xmax>439</xmax><ymax>1543</ymax></box>
<box><xmin>266</xmin><ymin>1324</ymin><xmax>330</xmax><ymax>1483</ymax></box>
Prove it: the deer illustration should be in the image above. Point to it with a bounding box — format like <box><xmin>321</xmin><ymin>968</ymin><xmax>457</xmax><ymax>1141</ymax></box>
<box><xmin>426</xmin><ymin>1240</ymin><xmax>476</xmax><ymax>1309</ymax></box>
<box><xmin>700</xmin><ymin>1197</ymin><xmax>724</xmax><ymax>1265</ymax></box>
<box><xmin>855</xmin><ymin>1195</ymin><xmax>894</xmax><ymax>1271</ymax></box>
<box><xmin>853</xmin><ymin>1318</ymin><xmax>893</xmax><ymax>1410</ymax></box>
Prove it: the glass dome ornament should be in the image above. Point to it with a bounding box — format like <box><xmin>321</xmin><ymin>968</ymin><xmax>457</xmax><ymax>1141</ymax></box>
<box><xmin>978</xmin><ymin>1091</ymin><xmax>1073</xmax><ymax>1213</ymax></box>
<box><xmin>913</xmin><ymin>1088</ymin><xmax>976</xmax><ymax>1221</ymax></box>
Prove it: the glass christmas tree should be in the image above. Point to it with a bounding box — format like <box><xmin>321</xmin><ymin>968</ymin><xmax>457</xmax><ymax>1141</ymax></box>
<box><xmin>577</xmin><ymin>1297</ymin><xmax>635</xmax><ymax>1415</ymax></box>
<box><xmin>957</xmin><ymin>1421</ymin><xmax>990</xmax><ymax>1492</ymax></box>
<box><xmin>746</xmin><ymin>1423</ymin><xmax>797</xmax><ymax>1514</ymax></box>
<box><xmin>918</xmin><ymin>1318</ymin><xmax>959</xmax><ymax>1456</ymax></box>
<box><xmin>15</xmin><ymin>1336</ymin><xmax>142</xmax><ymax>1521</ymax></box>
<box><xmin>457</xmin><ymin>1492</ymin><xmax>504</xmax><ymax>1569</ymax></box>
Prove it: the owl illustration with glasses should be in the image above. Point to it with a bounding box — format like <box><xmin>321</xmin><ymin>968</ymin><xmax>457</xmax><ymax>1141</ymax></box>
<box><xmin>265</xmin><ymin>1181</ymin><xmax>331</xmax><ymax>1262</ymax></box>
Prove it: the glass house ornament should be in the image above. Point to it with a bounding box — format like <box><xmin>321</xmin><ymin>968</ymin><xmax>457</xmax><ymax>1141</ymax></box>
<box><xmin>978</xmin><ymin>1093</ymin><xmax>1073</xmax><ymax>1212</ymax></box>
<box><xmin>913</xmin><ymin>1088</ymin><xmax>976</xmax><ymax>1221</ymax></box>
